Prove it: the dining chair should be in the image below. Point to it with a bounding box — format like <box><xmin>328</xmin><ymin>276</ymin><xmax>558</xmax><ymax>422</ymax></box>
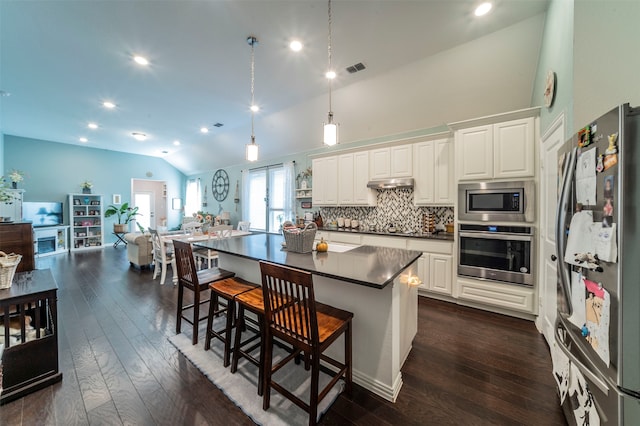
<box><xmin>194</xmin><ymin>224</ymin><xmax>233</xmax><ymax>269</ymax></box>
<box><xmin>259</xmin><ymin>261</ymin><xmax>353</xmax><ymax>425</ymax></box>
<box><xmin>149</xmin><ymin>228</ymin><xmax>176</xmax><ymax>285</ymax></box>
<box><xmin>181</xmin><ymin>221</ymin><xmax>202</xmax><ymax>234</ymax></box>
<box><xmin>173</xmin><ymin>239</ymin><xmax>236</xmax><ymax>345</ymax></box>
<box><xmin>237</xmin><ymin>221</ymin><xmax>251</xmax><ymax>231</ymax></box>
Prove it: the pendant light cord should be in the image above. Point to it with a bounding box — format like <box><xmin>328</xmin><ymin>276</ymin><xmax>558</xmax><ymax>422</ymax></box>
<box><xmin>250</xmin><ymin>37</ymin><xmax>256</xmax><ymax>141</ymax></box>
<box><xmin>327</xmin><ymin>0</ymin><xmax>333</xmax><ymax>117</ymax></box>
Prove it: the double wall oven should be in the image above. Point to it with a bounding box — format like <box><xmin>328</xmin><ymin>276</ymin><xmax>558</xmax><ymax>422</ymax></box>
<box><xmin>457</xmin><ymin>181</ymin><xmax>535</xmax><ymax>286</ymax></box>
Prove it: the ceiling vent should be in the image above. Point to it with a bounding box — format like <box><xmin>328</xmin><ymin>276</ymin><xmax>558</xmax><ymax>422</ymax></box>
<box><xmin>346</xmin><ymin>62</ymin><xmax>366</xmax><ymax>74</ymax></box>
<box><xmin>213</xmin><ymin>122</ymin><xmax>224</xmax><ymax>127</ymax></box>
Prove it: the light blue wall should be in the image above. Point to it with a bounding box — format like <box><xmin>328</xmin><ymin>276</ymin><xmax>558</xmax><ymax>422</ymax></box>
<box><xmin>574</xmin><ymin>0</ymin><xmax>640</xmax><ymax>129</ymax></box>
<box><xmin>3</xmin><ymin>135</ymin><xmax>186</xmax><ymax>242</ymax></box>
<box><xmin>531</xmin><ymin>0</ymin><xmax>574</xmax><ymax>138</ymax></box>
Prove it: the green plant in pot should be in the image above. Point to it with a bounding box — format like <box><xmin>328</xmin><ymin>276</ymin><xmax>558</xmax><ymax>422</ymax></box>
<box><xmin>104</xmin><ymin>202</ymin><xmax>141</xmax><ymax>233</ymax></box>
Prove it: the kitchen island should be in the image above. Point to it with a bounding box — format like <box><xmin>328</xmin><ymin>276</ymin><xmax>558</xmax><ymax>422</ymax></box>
<box><xmin>194</xmin><ymin>232</ymin><xmax>422</xmax><ymax>402</ymax></box>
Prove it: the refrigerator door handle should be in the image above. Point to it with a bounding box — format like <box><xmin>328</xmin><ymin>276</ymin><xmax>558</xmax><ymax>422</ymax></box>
<box><xmin>555</xmin><ymin>147</ymin><xmax>577</xmax><ymax>315</ymax></box>
<box><xmin>555</xmin><ymin>315</ymin><xmax>611</xmax><ymax>395</ymax></box>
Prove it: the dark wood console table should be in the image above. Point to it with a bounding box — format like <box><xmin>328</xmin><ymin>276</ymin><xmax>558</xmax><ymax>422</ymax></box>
<box><xmin>0</xmin><ymin>269</ymin><xmax>61</xmax><ymax>404</ymax></box>
<box><xmin>0</xmin><ymin>222</ymin><xmax>35</xmax><ymax>272</ymax></box>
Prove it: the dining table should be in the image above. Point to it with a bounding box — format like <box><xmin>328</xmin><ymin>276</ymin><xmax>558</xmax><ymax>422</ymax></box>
<box><xmin>160</xmin><ymin>229</ymin><xmax>252</xmax><ymax>283</ymax></box>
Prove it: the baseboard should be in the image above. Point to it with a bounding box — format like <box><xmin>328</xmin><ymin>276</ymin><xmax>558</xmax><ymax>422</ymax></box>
<box><xmin>352</xmin><ymin>369</ymin><xmax>402</xmax><ymax>403</ymax></box>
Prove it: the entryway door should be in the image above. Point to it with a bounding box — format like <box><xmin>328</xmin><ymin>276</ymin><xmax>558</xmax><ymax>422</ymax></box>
<box><xmin>132</xmin><ymin>179</ymin><xmax>167</xmax><ymax>232</ymax></box>
<box><xmin>537</xmin><ymin>114</ymin><xmax>565</xmax><ymax>344</ymax></box>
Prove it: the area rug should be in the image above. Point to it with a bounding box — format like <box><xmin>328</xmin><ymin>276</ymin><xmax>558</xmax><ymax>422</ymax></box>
<box><xmin>168</xmin><ymin>321</ymin><xmax>344</xmax><ymax>425</ymax></box>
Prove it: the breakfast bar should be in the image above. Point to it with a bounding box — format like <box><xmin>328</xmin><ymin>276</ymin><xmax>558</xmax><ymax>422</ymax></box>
<box><xmin>194</xmin><ymin>232</ymin><xmax>422</xmax><ymax>402</ymax></box>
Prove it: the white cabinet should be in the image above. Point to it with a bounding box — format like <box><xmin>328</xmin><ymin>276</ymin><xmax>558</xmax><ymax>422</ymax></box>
<box><xmin>456</xmin><ymin>117</ymin><xmax>535</xmax><ymax>181</ymax></box>
<box><xmin>69</xmin><ymin>193</ymin><xmax>104</xmax><ymax>251</ymax></box>
<box><xmin>456</xmin><ymin>277</ymin><xmax>535</xmax><ymax>314</ymax></box>
<box><xmin>413</xmin><ymin>138</ymin><xmax>453</xmax><ymax>205</ymax></box>
<box><xmin>0</xmin><ymin>189</ymin><xmax>24</xmax><ymax>221</ymax></box>
<box><xmin>369</xmin><ymin>144</ymin><xmax>412</xmax><ymax>179</ymax></box>
<box><xmin>312</xmin><ymin>157</ymin><xmax>338</xmax><ymax>206</ymax></box>
<box><xmin>407</xmin><ymin>239</ymin><xmax>454</xmax><ymax>298</ymax></box>
<box><xmin>337</xmin><ymin>152</ymin><xmax>376</xmax><ymax>206</ymax></box>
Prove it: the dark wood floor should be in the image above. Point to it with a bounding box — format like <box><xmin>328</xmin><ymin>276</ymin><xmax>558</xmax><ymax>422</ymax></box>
<box><xmin>0</xmin><ymin>248</ymin><xmax>566</xmax><ymax>425</ymax></box>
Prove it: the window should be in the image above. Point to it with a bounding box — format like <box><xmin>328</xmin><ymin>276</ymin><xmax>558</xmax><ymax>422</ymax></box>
<box><xmin>242</xmin><ymin>162</ymin><xmax>294</xmax><ymax>233</ymax></box>
<box><xmin>185</xmin><ymin>178</ymin><xmax>201</xmax><ymax>217</ymax></box>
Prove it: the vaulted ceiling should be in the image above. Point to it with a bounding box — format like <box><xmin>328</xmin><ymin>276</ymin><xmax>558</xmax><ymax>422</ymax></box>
<box><xmin>0</xmin><ymin>0</ymin><xmax>549</xmax><ymax>175</ymax></box>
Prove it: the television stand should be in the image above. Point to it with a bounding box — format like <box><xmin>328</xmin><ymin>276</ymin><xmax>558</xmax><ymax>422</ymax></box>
<box><xmin>33</xmin><ymin>226</ymin><xmax>69</xmax><ymax>257</ymax></box>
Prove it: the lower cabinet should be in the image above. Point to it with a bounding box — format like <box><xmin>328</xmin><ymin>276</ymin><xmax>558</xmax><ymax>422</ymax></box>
<box><xmin>423</xmin><ymin>253</ymin><xmax>453</xmax><ymax>296</ymax></box>
<box><xmin>456</xmin><ymin>276</ymin><xmax>535</xmax><ymax>314</ymax></box>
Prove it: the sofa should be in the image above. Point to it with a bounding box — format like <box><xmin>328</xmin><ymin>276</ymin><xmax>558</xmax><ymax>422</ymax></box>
<box><xmin>124</xmin><ymin>232</ymin><xmax>153</xmax><ymax>269</ymax></box>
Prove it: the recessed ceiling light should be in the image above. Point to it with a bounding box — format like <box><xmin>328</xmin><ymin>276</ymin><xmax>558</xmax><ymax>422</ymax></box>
<box><xmin>250</xmin><ymin>104</ymin><xmax>259</xmax><ymax>112</ymax></box>
<box><xmin>131</xmin><ymin>132</ymin><xmax>147</xmax><ymax>141</ymax></box>
<box><xmin>88</xmin><ymin>122</ymin><xmax>98</xmax><ymax>129</ymax></box>
<box><xmin>133</xmin><ymin>55</ymin><xmax>149</xmax><ymax>65</ymax></box>
<box><xmin>289</xmin><ymin>40</ymin><xmax>303</xmax><ymax>52</ymax></box>
<box><xmin>103</xmin><ymin>101</ymin><xmax>116</xmax><ymax>109</ymax></box>
<box><xmin>79</xmin><ymin>137</ymin><xmax>88</xmax><ymax>143</ymax></box>
<box><xmin>475</xmin><ymin>2</ymin><xmax>492</xmax><ymax>16</ymax></box>
<box><xmin>173</xmin><ymin>140</ymin><xmax>181</xmax><ymax>146</ymax></box>
<box><xmin>325</xmin><ymin>70</ymin><xmax>336</xmax><ymax>80</ymax></box>
<box><xmin>200</xmin><ymin>127</ymin><xmax>209</xmax><ymax>133</ymax></box>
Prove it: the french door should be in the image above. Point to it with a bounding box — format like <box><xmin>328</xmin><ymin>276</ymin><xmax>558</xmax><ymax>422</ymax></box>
<box><xmin>246</xmin><ymin>166</ymin><xmax>285</xmax><ymax>233</ymax></box>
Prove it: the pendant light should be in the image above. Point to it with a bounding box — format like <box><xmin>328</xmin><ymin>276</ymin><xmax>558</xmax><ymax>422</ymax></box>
<box><xmin>323</xmin><ymin>0</ymin><xmax>338</xmax><ymax>146</ymax></box>
<box><xmin>246</xmin><ymin>36</ymin><xmax>259</xmax><ymax>162</ymax></box>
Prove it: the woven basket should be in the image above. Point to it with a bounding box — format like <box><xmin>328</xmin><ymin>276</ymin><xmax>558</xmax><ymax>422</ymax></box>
<box><xmin>0</xmin><ymin>251</ymin><xmax>22</xmax><ymax>289</ymax></box>
<box><xmin>283</xmin><ymin>222</ymin><xmax>317</xmax><ymax>253</ymax></box>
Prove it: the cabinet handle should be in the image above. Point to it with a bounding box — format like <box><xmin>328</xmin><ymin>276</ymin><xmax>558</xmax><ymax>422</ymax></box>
<box><xmin>550</xmin><ymin>254</ymin><xmax>557</xmax><ymax>261</ymax></box>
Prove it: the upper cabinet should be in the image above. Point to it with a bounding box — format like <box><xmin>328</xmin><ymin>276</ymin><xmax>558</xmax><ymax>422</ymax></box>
<box><xmin>337</xmin><ymin>152</ymin><xmax>376</xmax><ymax>206</ymax></box>
<box><xmin>413</xmin><ymin>138</ymin><xmax>453</xmax><ymax>205</ymax></box>
<box><xmin>452</xmin><ymin>109</ymin><xmax>539</xmax><ymax>181</ymax></box>
<box><xmin>312</xmin><ymin>156</ymin><xmax>338</xmax><ymax>206</ymax></box>
<box><xmin>369</xmin><ymin>144</ymin><xmax>412</xmax><ymax>179</ymax></box>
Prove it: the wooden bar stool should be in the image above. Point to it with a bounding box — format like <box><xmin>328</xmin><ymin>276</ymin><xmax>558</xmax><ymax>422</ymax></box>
<box><xmin>259</xmin><ymin>261</ymin><xmax>353</xmax><ymax>426</ymax></box>
<box><xmin>205</xmin><ymin>276</ymin><xmax>257</xmax><ymax>367</ymax></box>
<box><xmin>173</xmin><ymin>240</ymin><xmax>235</xmax><ymax>345</ymax></box>
<box><xmin>230</xmin><ymin>287</ymin><xmax>266</xmax><ymax>395</ymax></box>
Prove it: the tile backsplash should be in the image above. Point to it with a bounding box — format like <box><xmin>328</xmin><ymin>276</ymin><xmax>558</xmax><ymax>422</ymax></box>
<box><xmin>318</xmin><ymin>188</ymin><xmax>454</xmax><ymax>233</ymax></box>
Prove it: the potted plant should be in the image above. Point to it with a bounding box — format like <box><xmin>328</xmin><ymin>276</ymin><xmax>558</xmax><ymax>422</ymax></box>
<box><xmin>8</xmin><ymin>169</ymin><xmax>25</xmax><ymax>189</ymax></box>
<box><xmin>104</xmin><ymin>202</ymin><xmax>141</xmax><ymax>233</ymax></box>
<box><xmin>81</xmin><ymin>180</ymin><xmax>93</xmax><ymax>194</ymax></box>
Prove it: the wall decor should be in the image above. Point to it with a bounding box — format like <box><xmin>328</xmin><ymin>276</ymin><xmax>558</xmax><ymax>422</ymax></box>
<box><xmin>172</xmin><ymin>198</ymin><xmax>182</xmax><ymax>210</ymax></box>
<box><xmin>112</xmin><ymin>194</ymin><xmax>121</xmax><ymax>204</ymax></box>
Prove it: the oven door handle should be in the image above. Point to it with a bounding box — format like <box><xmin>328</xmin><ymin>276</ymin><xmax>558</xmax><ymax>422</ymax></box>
<box><xmin>459</xmin><ymin>232</ymin><xmax>533</xmax><ymax>242</ymax></box>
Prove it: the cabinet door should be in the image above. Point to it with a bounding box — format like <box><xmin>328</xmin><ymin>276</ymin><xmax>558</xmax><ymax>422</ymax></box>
<box><xmin>417</xmin><ymin>255</ymin><xmax>428</xmax><ymax>292</ymax></box>
<box><xmin>369</xmin><ymin>148</ymin><xmax>390</xmax><ymax>179</ymax></box>
<box><xmin>338</xmin><ymin>154</ymin><xmax>355</xmax><ymax>205</ymax></box>
<box><xmin>456</xmin><ymin>125</ymin><xmax>493</xmax><ymax>181</ymax></box>
<box><xmin>353</xmin><ymin>151</ymin><xmax>376</xmax><ymax>205</ymax></box>
<box><xmin>429</xmin><ymin>254</ymin><xmax>452</xmax><ymax>295</ymax></box>
<box><xmin>314</xmin><ymin>156</ymin><xmax>340</xmax><ymax>206</ymax></box>
<box><xmin>390</xmin><ymin>144</ymin><xmax>412</xmax><ymax>177</ymax></box>
<box><xmin>412</xmin><ymin>141</ymin><xmax>435</xmax><ymax>204</ymax></box>
<box><xmin>434</xmin><ymin>138</ymin><xmax>454</xmax><ymax>204</ymax></box>
<box><xmin>493</xmin><ymin>117</ymin><xmax>535</xmax><ymax>179</ymax></box>
<box><xmin>312</xmin><ymin>158</ymin><xmax>326</xmax><ymax>205</ymax></box>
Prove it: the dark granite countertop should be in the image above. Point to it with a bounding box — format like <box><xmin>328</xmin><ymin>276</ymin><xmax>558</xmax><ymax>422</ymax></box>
<box><xmin>317</xmin><ymin>226</ymin><xmax>454</xmax><ymax>241</ymax></box>
<box><xmin>194</xmin><ymin>232</ymin><xmax>422</xmax><ymax>289</ymax></box>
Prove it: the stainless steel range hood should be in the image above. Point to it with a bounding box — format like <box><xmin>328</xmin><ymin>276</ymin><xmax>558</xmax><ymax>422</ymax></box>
<box><xmin>366</xmin><ymin>178</ymin><xmax>414</xmax><ymax>189</ymax></box>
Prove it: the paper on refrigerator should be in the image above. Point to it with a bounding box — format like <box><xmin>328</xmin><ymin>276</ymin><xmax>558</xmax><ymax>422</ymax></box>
<box><xmin>575</xmin><ymin>148</ymin><xmax>597</xmax><ymax>206</ymax></box>
<box><xmin>564</xmin><ymin>212</ymin><xmax>618</xmax><ymax>266</ymax></box>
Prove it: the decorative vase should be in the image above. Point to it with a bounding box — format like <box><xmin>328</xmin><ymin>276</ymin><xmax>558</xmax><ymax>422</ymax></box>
<box><xmin>82</xmin><ymin>188</ymin><xmax>91</xmax><ymax>194</ymax></box>
<box><xmin>11</xmin><ymin>182</ymin><xmax>17</xmax><ymax>189</ymax></box>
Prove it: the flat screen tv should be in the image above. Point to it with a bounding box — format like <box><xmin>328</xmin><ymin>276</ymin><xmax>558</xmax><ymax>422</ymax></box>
<box><xmin>23</xmin><ymin>201</ymin><xmax>64</xmax><ymax>227</ymax></box>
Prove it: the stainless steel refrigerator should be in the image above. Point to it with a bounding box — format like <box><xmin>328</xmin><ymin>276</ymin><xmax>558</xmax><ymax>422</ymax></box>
<box><xmin>554</xmin><ymin>103</ymin><xmax>640</xmax><ymax>425</ymax></box>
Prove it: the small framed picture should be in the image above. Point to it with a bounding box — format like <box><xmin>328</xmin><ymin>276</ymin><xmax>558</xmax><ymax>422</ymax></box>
<box><xmin>172</xmin><ymin>198</ymin><xmax>182</xmax><ymax>210</ymax></box>
<box><xmin>113</xmin><ymin>194</ymin><xmax>121</xmax><ymax>204</ymax></box>
<box><xmin>73</xmin><ymin>199</ymin><xmax>81</xmax><ymax>205</ymax></box>
<box><xmin>301</xmin><ymin>201</ymin><xmax>312</xmax><ymax>209</ymax></box>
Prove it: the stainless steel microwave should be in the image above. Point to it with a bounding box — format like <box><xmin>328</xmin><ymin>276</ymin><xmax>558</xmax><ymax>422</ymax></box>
<box><xmin>458</xmin><ymin>181</ymin><xmax>534</xmax><ymax>223</ymax></box>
